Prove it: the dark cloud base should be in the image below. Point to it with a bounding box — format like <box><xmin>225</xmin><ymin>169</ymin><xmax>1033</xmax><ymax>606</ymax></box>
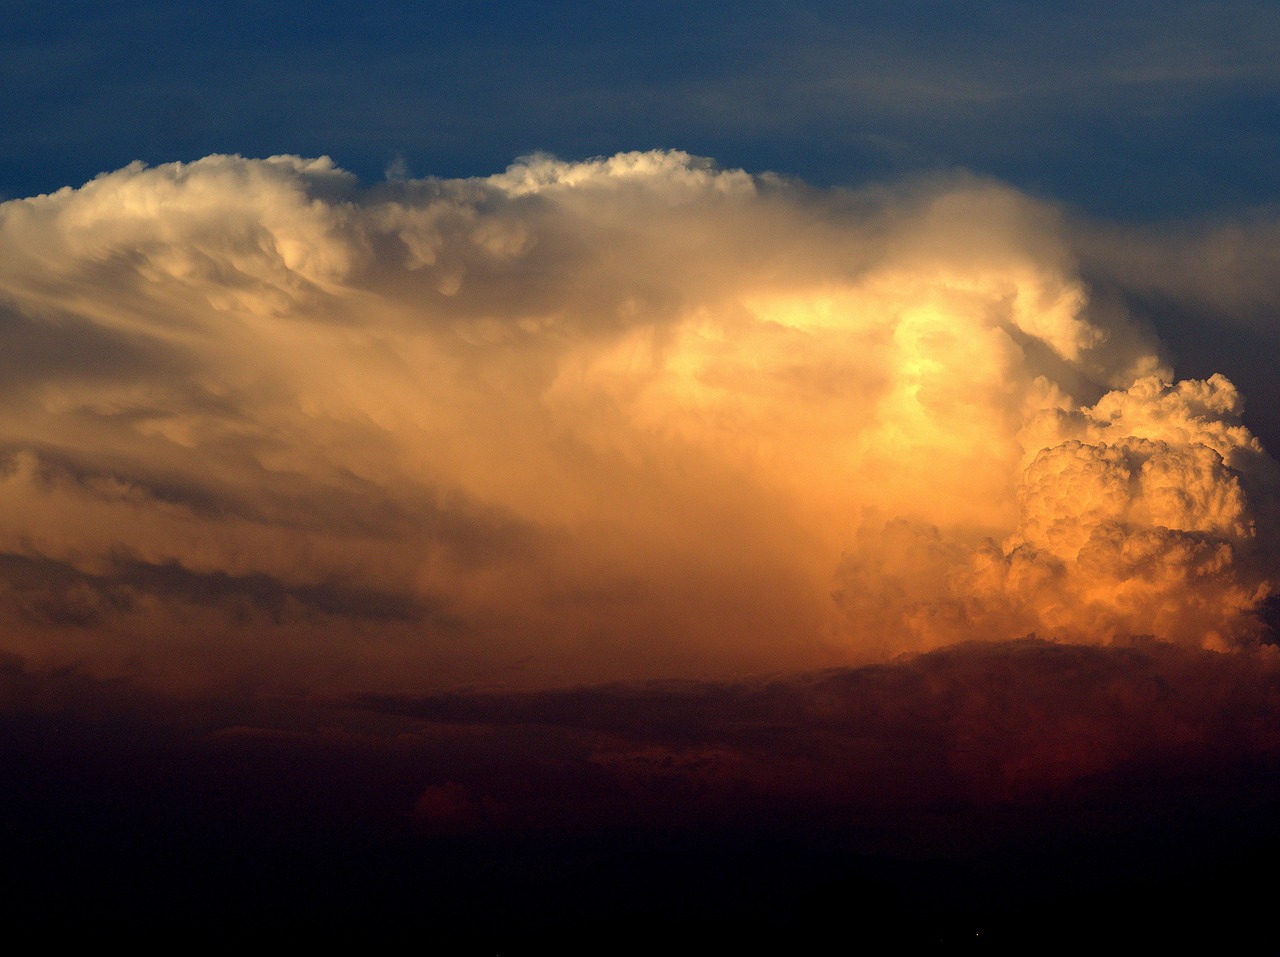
<box><xmin>4</xmin><ymin>640</ymin><xmax>1280</xmax><ymax>950</ymax></box>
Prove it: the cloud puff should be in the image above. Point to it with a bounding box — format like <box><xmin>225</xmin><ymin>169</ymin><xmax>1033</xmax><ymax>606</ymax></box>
<box><xmin>0</xmin><ymin>151</ymin><xmax>1274</xmax><ymax>691</ymax></box>
<box><xmin>838</xmin><ymin>372</ymin><xmax>1273</xmax><ymax>653</ymax></box>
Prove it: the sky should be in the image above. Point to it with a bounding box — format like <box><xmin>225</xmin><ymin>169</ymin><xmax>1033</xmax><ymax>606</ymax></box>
<box><xmin>6</xmin><ymin>1</ymin><xmax>1280</xmax><ymax>219</ymax></box>
<box><xmin>4</xmin><ymin>1</ymin><xmax>1280</xmax><ymax>947</ymax></box>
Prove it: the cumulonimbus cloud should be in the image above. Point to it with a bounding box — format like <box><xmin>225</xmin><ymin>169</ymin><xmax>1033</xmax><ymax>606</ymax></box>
<box><xmin>0</xmin><ymin>150</ymin><xmax>1275</xmax><ymax>691</ymax></box>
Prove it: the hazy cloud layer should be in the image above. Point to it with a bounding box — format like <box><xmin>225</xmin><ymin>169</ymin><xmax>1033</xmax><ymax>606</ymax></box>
<box><xmin>7</xmin><ymin>638</ymin><xmax>1280</xmax><ymax>831</ymax></box>
<box><xmin>0</xmin><ymin>151</ymin><xmax>1276</xmax><ymax>691</ymax></box>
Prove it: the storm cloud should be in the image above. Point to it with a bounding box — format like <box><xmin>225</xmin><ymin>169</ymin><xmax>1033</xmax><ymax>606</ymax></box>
<box><xmin>0</xmin><ymin>151</ymin><xmax>1276</xmax><ymax>691</ymax></box>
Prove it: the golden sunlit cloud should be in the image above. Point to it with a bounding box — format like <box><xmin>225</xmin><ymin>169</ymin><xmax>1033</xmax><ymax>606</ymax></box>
<box><xmin>0</xmin><ymin>151</ymin><xmax>1274</xmax><ymax>692</ymax></box>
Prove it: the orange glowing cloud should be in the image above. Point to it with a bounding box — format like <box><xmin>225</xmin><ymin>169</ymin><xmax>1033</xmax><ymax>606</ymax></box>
<box><xmin>0</xmin><ymin>151</ymin><xmax>1274</xmax><ymax>692</ymax></box>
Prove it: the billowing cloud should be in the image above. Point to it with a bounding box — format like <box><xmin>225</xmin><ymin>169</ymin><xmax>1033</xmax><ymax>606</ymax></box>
<box><xmin>0</xmin><ymin>150</ymin><xmax>1275</xmax><ymax>691</ymax></box>
<box><xmin>838</xmin><ymin>373</ymin><xmax>1276</xmax><ymax>653</ymax></box>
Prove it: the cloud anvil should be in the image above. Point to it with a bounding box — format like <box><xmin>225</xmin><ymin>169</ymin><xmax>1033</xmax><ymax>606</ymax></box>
<box><xmin>0</xmin><ymin>150</ymin><xmax>1275</xmax><ymax>692</ymax></box>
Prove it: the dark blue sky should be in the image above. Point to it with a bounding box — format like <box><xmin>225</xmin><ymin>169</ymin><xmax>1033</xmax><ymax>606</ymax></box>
<box><xmin>4</xmin><ymin>0</ymin><xmax>1280</xmax><ymax>218</ymax></box>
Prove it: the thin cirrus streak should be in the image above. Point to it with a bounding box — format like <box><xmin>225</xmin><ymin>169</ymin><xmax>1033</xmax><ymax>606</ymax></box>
<box><xmin>0</xmin><ymin>149</ymin><xmax>1275</xmax><ymax>693</ymax></box>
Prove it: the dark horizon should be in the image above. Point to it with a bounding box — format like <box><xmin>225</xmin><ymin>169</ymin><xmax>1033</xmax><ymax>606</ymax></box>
<box><xmin>6</xmin><ymin>638</ymin><xmax>1280</xmax><ymax>948</ymax></box>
